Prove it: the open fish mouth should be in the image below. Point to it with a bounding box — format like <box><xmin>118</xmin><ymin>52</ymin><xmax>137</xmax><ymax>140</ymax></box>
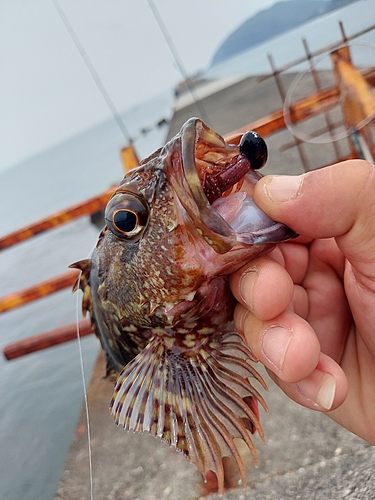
<box><xmin>175</xmin><ymin>117</ymin><xmax>296</xmax><ymax>253</ymax></box>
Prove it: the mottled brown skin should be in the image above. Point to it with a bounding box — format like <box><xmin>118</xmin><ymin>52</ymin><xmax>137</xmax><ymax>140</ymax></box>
<box><xmin>72</xmin><ymin>118</ymin><xmax>296</xmax><ymax>493</ymax></box>
<box><xmin>88</xmin><ymin>167</ymin><xmax>211</xmax><ymax>368</ymax></box>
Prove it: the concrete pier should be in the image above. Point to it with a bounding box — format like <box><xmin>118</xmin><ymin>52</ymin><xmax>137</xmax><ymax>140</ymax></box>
<box><xmin>56</xmin><ymin>74</ymin><xmax>374</xmax><ymax>500</ymax></box>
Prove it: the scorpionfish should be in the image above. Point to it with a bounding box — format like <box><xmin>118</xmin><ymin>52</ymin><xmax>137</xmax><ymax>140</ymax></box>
<box><xmin>72</xmin><ymin>118</ymin><xmax>295</xmax><ymax>493</ymax></box>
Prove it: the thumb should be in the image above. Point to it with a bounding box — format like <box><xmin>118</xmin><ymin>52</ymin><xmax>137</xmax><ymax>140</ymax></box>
<box><xmin>254</xmin><ymin>160</ymin><xmax>375</xmax><ymax>270</ymax></box>
<box><xmin>254</xmin><ymin>159</ymin><xmax>375</xmax><ymax>346</ymax></box>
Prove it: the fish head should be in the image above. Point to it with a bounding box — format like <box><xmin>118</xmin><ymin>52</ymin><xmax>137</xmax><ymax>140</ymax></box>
<box><xmin>92</xmin><ymin>118</ymin><xmax>295</xmax><ymax>334</ymax></box>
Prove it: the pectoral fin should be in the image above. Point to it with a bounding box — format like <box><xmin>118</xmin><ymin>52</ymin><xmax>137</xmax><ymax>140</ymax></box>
<box><xmin>110</xmin><ymin>330</ymin><xmax>267</xmax><ymax>493</ymax></box>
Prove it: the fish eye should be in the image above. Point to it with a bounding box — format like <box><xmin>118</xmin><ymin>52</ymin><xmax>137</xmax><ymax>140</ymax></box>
<box><xmin>105</xmin><ymin>192</ymin><xmax>149</xmax><ymax>239</ymax></box>
<box><xmin>113</xmin><ymin>209</ymin><xmax>138</xmax><ymax>232</ymax></box>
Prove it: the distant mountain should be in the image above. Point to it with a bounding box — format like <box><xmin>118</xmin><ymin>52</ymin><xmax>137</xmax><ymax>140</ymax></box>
<box><xmin>210</xmin><ymin>0</ymin><xmax>360</xmax><ymax>66</ymax></box>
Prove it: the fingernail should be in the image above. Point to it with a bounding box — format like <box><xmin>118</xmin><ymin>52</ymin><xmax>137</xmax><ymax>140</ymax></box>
<box><xmin>317</xmin><ymin>374</ymin><xmax>336</xmax><ymax>410</ymax></box>
<box><xmin>262</xmin><ymin>326</ymin><xmax>293</xmax><ymax>373</ymax></box>
<box><xmin>264</xmin><ymin>175</ymin><xmax>303</xmax><ymax>202</ymax></box>
<box><xmin>239</xmin><ymin>266</ymin><xmax>257</xmax><ymax>308</ymax></box>
<box><xmin>297</xmin><ymin>371</ymin><xmax>336</xmax><ymax>410</ymax></box>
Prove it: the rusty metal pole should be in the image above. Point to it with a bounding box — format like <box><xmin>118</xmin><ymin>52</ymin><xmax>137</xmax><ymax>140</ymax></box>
<box><xmin>0</xmin><ymin>271</ymin><xmax>80</xmax><ymax>314</ymax></box>
<box><xmin>267</xmin><ymin>53</ymin><xmax>310</xmax><ymax>171</ymax></box>
<box><xmin>331</xmin><ymin>46</ymin><xmax>375</xmax><ymax>162</ymax></box>
<box><xmin>0</xmin><ymin>187</ymin><xmax>115</xmax><ymax>251</ymax></box>
<box><xmin>302</xmin><ymin>37</ymin><xmax>342</xmax><ymax>159</ymax></box>
<box><xmin>3</xmin><ymin>319</ymin><xmax>94</xmax><ymax>360</ymax></box>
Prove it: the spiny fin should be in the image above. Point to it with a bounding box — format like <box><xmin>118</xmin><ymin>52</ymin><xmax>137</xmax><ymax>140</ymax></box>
<box><xmin>69</xmin><ymin>259</ymin><xmax>92</xmax><ymax>315</ymax></box>
<box><xmin>69</xmin><ymin>258</ymin><xmax>116</xmax><ymax>378</ymax></box>
<box><xmin>110</xmin><ymin>330</ymin><xmax>267</xmax><ymax>494</ymax></box>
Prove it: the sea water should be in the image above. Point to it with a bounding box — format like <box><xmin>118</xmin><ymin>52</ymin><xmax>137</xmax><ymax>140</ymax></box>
<box><xmin>0</xmin><ymin>90</ymin><xmax>173</xmax><ymax>500</ymax></box>
<box><xmin>0</xmin><ymin>2</ymin><xmax>374</xmax><ymax>498</ymax></box>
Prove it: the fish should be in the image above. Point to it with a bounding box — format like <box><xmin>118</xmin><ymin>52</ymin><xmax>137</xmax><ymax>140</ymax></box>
<box><xmin>71</xmin><ymin>118</ymin><xmax>296</xmax><ymax>493</ymax></box>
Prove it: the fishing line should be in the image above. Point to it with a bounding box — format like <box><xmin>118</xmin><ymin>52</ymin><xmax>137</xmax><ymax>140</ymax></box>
<box><xmin>146</xmin><ymin>0</ymin><xmax>210</xmax><ymax>125</ymax></box>
<box><xmin>52</xmin><ymin>0</ymin><xmax>133</xmax><ymax>145</ymax></box>
<box><xmin>283</xmin><ymin>41</ymin><xmax>375</xmax><ymax>144</ymax></box>
<box><xmin>75</xmin><ymin>291</ymin><xmax>95</xmax><ymax>500</ymax></box>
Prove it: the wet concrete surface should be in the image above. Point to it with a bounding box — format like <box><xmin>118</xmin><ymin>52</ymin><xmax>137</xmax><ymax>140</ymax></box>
<box><xmin>55</xmin><ymin>350</ymin><xmax>373</xmax><ymax>500</ymax></box>
<box><xmin>56</xmin><ymin>75</ymin><xmax>373</xmax><ymax>499</ymax></box>
<box><xmin>167</xmin><ymin>72</ymin><xmax>352</xmax><ymax>176</ymax></box>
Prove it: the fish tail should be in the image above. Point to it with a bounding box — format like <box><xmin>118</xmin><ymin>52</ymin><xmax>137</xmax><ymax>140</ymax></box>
<box><xmin>110</xmin><ymin>330</ymin><xmax>267</xmax><ymax>494</ymax></box>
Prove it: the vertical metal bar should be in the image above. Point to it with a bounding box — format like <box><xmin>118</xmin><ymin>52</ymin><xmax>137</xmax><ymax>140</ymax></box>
<box><xmin>268</xmin><ymin>53</ymin><xmax>310</xmax><ymax>171</ymax></box>
<box><xmin>339</xmin><ymin>21</ymin><xmax>348</xmax><ymax>43</ymax></box>
<box><xmin>302</xmin><ymin>38</ymin><xmax>341</xmax><ymax>159</ymax></box>
<box><xmin>350</xmin><ymin>131</ymin><xmax>375</xmax><ymax>162</ymax></box>
<box><xmin>336</xmin><ymin>23</ymin><xmax>359</xmax><ymax>156</ymax></box>
<box><xmin>333</xmin><ymin>30</ymin><xmax>373</xmax><ymax>158</ymax></box>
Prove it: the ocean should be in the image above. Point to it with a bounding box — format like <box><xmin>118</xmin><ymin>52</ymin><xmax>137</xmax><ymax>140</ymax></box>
<box><xmin>0</xmin><ymin>90</ymin><xmax>174</xmax><ymax>500</ymax></box>
<box><xmin>0</xmin><ymin>2</ymin><xmax>374</xmax><ymax>499</ymax></box>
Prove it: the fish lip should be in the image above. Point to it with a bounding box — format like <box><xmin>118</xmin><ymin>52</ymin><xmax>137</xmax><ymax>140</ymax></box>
<box><xmin>179</xmin><ymin>118</ymin><xmax>238</xmax><ymax>253</ymax></box>
<box><xmin>240</xmin><ymin>221</ymin><xmax>298</xmax><ymax>245</ymax></box>
<box><xmin>178</xmin><ymin>118</ymin><xmax>297</xmax><ymax>252</ymax></box>
<box><xmin>180</xmin><ymin>118</ymin><xmax>231</xmax><ymax>234</ymax></box>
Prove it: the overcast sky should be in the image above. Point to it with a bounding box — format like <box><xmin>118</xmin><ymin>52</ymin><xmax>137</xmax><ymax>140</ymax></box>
<box><xmin>0</xmin><ymin>0</ymin><xmax>282</xmax><ymax>170</ymax></box>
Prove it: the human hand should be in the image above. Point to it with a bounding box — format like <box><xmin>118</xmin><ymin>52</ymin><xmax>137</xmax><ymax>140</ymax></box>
<box><xmin>230</xmin><ymin>160</ymin><xmax>375</xmax><ymax>444</ymax></box>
